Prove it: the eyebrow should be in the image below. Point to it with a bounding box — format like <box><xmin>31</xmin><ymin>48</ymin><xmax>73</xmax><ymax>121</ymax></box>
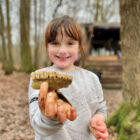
<box><xmin>66</xmin><ymin>38</ymin><xmax>77</xmax><ymax>41</ymax></box>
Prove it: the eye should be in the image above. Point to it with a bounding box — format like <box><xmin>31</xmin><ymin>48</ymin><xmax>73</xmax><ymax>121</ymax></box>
<box><xmin>52</xmin><ymin>42</ymin><xmax>59</xmax><ymax>45</ymax></box>
<box><xmin>68</xmin><ymin>42</ymin><xmax>73</xmax><ymax>45</ymax></box>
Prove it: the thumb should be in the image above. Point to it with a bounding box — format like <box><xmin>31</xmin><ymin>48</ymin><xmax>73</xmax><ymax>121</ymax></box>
<box><xmin>38</xmin><ymin>82</ymin><xmax>48</xmax><ymax>113</ymax></box>
<box><xmin>40</xmin><ymin>82</ymin><xmax>48</xmax><ymax>95</ymax></box>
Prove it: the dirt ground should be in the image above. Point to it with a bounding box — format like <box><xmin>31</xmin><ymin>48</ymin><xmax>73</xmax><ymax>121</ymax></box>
<box><xmin>0</xmin><ymin>70</ymin><xmax>122</xmax><ymax>140</ymax></box>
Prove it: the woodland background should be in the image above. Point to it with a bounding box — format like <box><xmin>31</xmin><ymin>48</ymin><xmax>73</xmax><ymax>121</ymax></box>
<box><xmin>0</xmin><ymin>0</ymin><xmax>140</xmax><ymax>140</ymax></box>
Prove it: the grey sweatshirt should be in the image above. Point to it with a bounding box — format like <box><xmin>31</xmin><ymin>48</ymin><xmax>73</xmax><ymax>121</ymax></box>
<box><xmin>28</xmin><ymin>65</ymin><xmax>107</xmax><ymax>140</ymax></box>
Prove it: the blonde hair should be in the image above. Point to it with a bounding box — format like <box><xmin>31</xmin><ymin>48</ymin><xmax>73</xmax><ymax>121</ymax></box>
<box><xmin>45</xmin><ymin>15</ymin><xmax>85</xmax><ymax>66</ymax></box>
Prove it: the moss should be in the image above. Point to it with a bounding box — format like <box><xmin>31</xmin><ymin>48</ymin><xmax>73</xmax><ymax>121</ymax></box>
<box><xmin>136</xmin><ymin>102</ymin><xmax>140</xmax><ymax>119</ymax></box>
<box><xmin>107</xmin><ymin>102</ymin><xmax>131</xmax><ymax>133</ymax></box>
<box><xmin>107</xmin><ymin>102</ymin><xmax>140</xmax><ymax>140</ymax></box>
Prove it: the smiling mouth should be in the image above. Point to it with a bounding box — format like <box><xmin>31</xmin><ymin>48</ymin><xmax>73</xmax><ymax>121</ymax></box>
<box><xmin>55</xmin><ymin>55</ymin><xmax>71</xmax><ymax>59</ymax></box>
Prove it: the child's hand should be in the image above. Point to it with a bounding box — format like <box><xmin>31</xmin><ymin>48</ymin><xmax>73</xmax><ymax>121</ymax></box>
<box><xmin>38</xmin><ymin>82</ymin><xmax>77</xmax><ymax>123</ymax></box>
<box><xmin>89</xmin><ymin>114</ymin><xmax>109</xmax><ymax>140</ymax></box>
<box><xmin>56</xmin><ymin>99</ymin><xmax>77</xmax><ymax>123</ymax></box>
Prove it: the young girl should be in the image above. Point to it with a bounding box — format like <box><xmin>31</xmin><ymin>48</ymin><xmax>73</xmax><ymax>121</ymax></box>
<box><xmin>28</xmin><ymin>15</ymin><xmax>108</xmax><ymax>140</ymax></box>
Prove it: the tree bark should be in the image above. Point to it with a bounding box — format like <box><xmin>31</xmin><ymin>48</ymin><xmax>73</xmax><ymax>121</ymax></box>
<box><xmin>52</xmin><ymin>0</ymin><xmax>62</xmax><ymax>18</ymax></box>
<box><xmin>33</xmin><ymin>0</ymin><xmax>39</xmax><ymax>69</ymax></box>
<box><xmin>94</xmin><ymin>0</ymin><xmax>100</xmax><ymax>21</ymax></box>
<box><xmin>0</xmin><ymin>1</ymin><xmax>7</xmax><ymax>63</ymax></box>
<box><xmin>6</xmin><ymin>0</ymin><xmax>14</xmax><ymax>71</ymax></box>
<box><xmin>0</xmin><ymin>0</ymin><xmax>11</xmax><ymax>74</ymax></box>
<box><xmin>107</xmin><ymin>1</ymin><xmax>140</xmax><ymax>139</ymax></box>
<box><xmin>120</xmin><ymin>0</ymin><xmax>140</xmax><ymax>103</ymax></box>
<box><xmin>20</xmin><ymin>0</ymin><xmax>32</xmax><ymax>72</ymax></box>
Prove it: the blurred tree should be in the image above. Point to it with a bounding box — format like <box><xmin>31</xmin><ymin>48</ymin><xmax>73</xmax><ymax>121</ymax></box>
<box><xmin>52</xmin><ymin>0</ymin><xmax>62</xmax><ymax>18</ymax></box>
<box><xmin>6</xmin><ymin>0</ymin><xmax>14</xmax><ymax>72</ymax></box>
<box><xmin>120</xmin><ymin>1</ymin><xmax>140</xmax><ymax>104</ymax></box>
<box><xmin>94</xmin><ymin>0</ymin><xmax>100</xmax><ymax>21</ymax></box>
<box><xmin>33</xmin><ymin>0</ymin><xmax>47</xmax><ymax>69</ymax></box>
<box><xmin>20</xmin><ymin>0</ymin><xmax>32</xmax><ymax>72</ymax></box>
<box><xmin>107</xmin><ymin>0</ymin><xmax>140</xmax><ymax>139</ymax></box>
<box><xmin>54</xmin><ymin>0</ymin><xmax>118</xmax><ymax>23</ymax></box>
<box><xmin>0</xmin><ymin>0</ymin><xmax>12</xmax><ymax>74</ymax></box>
<box><xmin>0</xmin><ymin>1</ymin><xmax>7</xmax><ymax>67</ymax></box>
<box><xmin>33</xmin><ymin>0</ymin><xmax>38</xmax><ymax>69</ymax></box>
<box><xmin>0</xmin><ymin>0</ymin><xmax>120</xmax><ymax>71</ymax></box>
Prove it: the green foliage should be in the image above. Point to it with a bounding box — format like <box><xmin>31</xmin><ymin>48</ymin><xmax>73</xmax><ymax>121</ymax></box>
<box><xmin>136</xmin><ymin>102</ymin><xmax>140</xmax><ymax>118</ymax></box>
<box><xmin>107</xmin><ymin>102</ymin><xmax>131</xmax><ymax>133</ymax></box>
<box><xmin>107</xmin><ymin>102</ymin><xmax>140</xmax><ymax>140</ymax></box>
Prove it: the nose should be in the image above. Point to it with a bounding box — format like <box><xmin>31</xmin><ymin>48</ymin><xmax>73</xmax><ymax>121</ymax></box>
<box><xmin>58</xmin><ymin>45</ymin><xmax>67</xmax><ymax>54</ymax></box>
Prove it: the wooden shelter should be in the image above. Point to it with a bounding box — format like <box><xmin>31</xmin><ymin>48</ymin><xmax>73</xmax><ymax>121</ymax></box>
<box><xmin>82</xmin><ymin>22</ymin><xmax>122</xmax><ymax>89</ymax></box>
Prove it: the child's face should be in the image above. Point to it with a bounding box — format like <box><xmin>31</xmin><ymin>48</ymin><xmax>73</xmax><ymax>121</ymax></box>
<box><xmin>47</xmin><ymin>30</ymin><xmax>79</xmax><ymax>71</ymax></box>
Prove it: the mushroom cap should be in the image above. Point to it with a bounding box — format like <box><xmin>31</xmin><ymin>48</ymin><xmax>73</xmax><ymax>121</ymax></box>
<box><xmin>31</xmin><ymin>71</ymin><xmax>72</xmax><ymax>90</ymax></box>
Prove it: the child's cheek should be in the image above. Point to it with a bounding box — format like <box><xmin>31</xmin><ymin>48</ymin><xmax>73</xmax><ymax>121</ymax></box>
<box><xmin>71</xmin><ymin>51</ymin><xmax>79</xmax><ymax>62</ymax></box>
<box><xmin>48</xmin><ymin>51</ymin><xmax>56</xmax><ymax>62</ymax></box>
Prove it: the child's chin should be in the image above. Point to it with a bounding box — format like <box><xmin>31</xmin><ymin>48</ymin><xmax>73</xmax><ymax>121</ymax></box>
<box><xmin>58</xmin><ymin>65</ymin><xmax>68</xmax><ymax>69</ymax></box>
<box><xmin>56</xmin><ymin>64</ymin><xmax>70</xmax><ymax>69</ymax></box>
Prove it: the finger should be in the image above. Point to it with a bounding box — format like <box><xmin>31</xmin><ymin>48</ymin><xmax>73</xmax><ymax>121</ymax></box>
<box><xmin>90</xmin><ymin>119</ymin><xmax>102</xmax><ymax>127</ymax></box>
<box><xmin>45</xmin><ymin>91</ymin><xmax>58</xmax><ymax>118</ymax></box>
<box><xmin>68</xmin><ymin>107</ymin><xmax>77</xmax><ymax>121</ymax></box>
<box><xmin>66</xmin><ymin>106</ymin><xmax>74</xmax><ymax>121</ymax></box>
<box><xmin>90</xmin><ymin>120</ymin><xmax>106</xmax><ymax>132</ymax></box>
<box><xmin>57</xmin><ymin>103</ymin><xmax>66</xmax><ymax>123</ymax></box>
<box><xmin>96</xmin><ymin>131</ymin><xmax>109</xmax><ymax>139</ymax></box>
<box><xmin>89</xmin><ymin>125</ymin><xmax>99</xmax><ymax>139</ymax></box>
<box><xmin>38</xmin><ymin>82</ymin><xmax>48</xmax><ymax>113</ymax></box>
<box><xmin>93</xmin><ymin>125</ymin><xmax>106</xmax><ymax>133</ymax></box>
<box><xmin>63</xmin><ymin>103</ymin><xmax>73</xmax><ymax>120</ymax></box>
<box><xmin>40</xmin><ymin>82</ymin><xmax>48</xmax><ymax>94</ymax></box>
<box><xmin>90</xmin><ymin>118</ymin><xmax>98</xmax><ymax>128</ymax></box>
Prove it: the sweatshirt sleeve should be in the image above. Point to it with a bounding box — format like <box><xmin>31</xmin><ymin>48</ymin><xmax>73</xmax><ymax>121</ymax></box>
<box><xmin>28</xmin><ymin>78</ymin><xmax>63</xmax><ymax>136</ymax></box>
<box><xmin>93</xmin><ymin>74</ymin><xmax>107</xmax><ymax>119</ymax></box>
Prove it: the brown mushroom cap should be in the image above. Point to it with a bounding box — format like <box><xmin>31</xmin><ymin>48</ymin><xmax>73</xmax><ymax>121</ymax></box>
<box><xmin>31</xmin><ymin>71</ymin><xmax>72</xmax><ymax>90</ymax></box>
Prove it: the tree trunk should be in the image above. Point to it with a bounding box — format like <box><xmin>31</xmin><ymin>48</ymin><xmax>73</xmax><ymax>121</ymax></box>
<box><xmin>0</xmin><ymin>1</ymin><xmax>7</xmax><ymax>62</ymax></box>
<box><xmin>6</xmin><ymin>0</ymin><xmax>14</xmax><ymax>71</ymax></box>
<box><xmin>107</xmin><ymin>1</ymin><xmax>140</xmax><ymax>139</ymax></box>
<box><xmin>52</xmin><ymin>0</ymin><xmax>62</xmax><ymax>18</ymax></box>
<box><xmin>20</xmin><ymin>0</ymin><xmax>32</xmax><ymax>73</ymax></box>
<box><xmin>33</xmin><ymin>0</ymin><xmax>39</xmax><ymax>69</ymax></box>
<box><xmin>34</xmin><ymin>0</ymin><xmax>43</xmax><ymax>69</ymax></box>
<box><xmin>0</xmin><ymin>0</ymin><xmax>11</xmax><ymax>74</ymax></box>
<box><xmin>120</xmin><ymin>0</ymin><xmax>140</xmax><ymax>103</ymax></box>
<box><xmin>94</xmin><ymin>0</ymin><xmax>100</xmax><ymax>21</ymax></box>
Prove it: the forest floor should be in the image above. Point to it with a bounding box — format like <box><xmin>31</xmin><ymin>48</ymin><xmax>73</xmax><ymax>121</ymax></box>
<box><xmin>0</xmin><ymin>68</ymin><xmax>122</xmax><ymax>140</ymax></box>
